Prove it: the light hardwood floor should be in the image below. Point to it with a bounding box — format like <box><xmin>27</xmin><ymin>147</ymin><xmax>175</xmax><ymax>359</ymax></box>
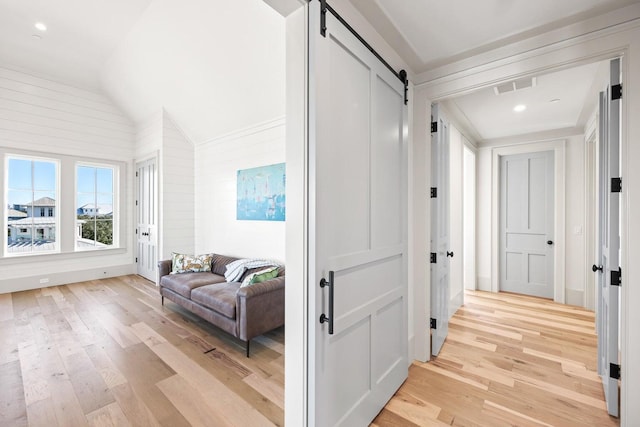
<box><xmin>1</xmin><ymin>279</ymin><xmax>618</xmax><ymax>426</ymax></box>
<box><xmin>373</xmin><ymin>290</ymin><xmax>619</xmax><ymax>427</ymax></box>
<box><xmin>0</xmin><ymin>275</ymin><xmax>284</xmax><ymax>427</ymax></box>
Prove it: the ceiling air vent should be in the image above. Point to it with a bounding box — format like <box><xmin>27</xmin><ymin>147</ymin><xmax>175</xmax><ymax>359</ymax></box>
<box><xmin>494</xmin><ymin>77</ymin><xmax>537</xmax><ymax>95</ymax></box>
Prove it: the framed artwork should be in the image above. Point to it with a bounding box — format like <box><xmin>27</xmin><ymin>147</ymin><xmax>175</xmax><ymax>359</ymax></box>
<box><xmin>237</xmin><ymin>162</ymin><xmax>286</xmax><ymax>221</ymax></box>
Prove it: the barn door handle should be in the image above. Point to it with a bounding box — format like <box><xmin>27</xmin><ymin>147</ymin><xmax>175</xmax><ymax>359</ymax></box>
<box><xmin>592</xmin><ymin>264</ymin><xmax>603</xmax><ymax>273</ymax></box>
<box><xmin>446</xmin><ymin>251</ymin><xmax>454</xmax><ymax>258</ymax></box>
<box><xmin>319</xmin><ymin>271</ymin><xmax>334</xmax><ymax>335</ymax></box>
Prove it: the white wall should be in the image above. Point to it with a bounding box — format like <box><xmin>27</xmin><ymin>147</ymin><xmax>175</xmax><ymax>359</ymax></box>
<box><xmin>194</xmin><ymin>118</ymin><xmax>286</xmax><ymax>262</ymax></box>
<box><xmin>0</xmin><ymin>66</ymin><xmax>136</xmax><ymax>293</ymax></box>
<box><xmin>161</xmin><ymin>113</ymin><xmax>195</xmax><ymax>259</ymax></box>
<box><xmin>135</xmin><ymin>110</ymin><xmax>195</xmax><ymax>262</ymax></box>
<box><xmin>135</xmin><ymin>111</ymin><xmax>162</xmax><ymax>160</ymax></box>
<box><xmin>102</xmin><ymin>0</ymin><xmax>286</xmax><ymax>145</ymax></box>
<box><xmin>476</xmin><ymin>133</ymin><xmax>586</xmax><ymax>304</ymax></box>
<box><xmin>564</xmin><ymin>134</ymin><xmax>586</xmax><ymax>305</ymax></box>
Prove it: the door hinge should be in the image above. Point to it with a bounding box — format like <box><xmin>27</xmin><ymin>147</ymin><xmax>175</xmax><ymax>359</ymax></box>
<box><xmin>611</xmin><ymin>267</ymin><xmax>621</xmax><ymax>287</ymax></box>
<box><xmin>431</xmin><ymin>122</ymin><xmax>438</xmax><ymax>133</ymax></box>
<box><xmin>430</xmin><ymin>318</ymin><xmax>437</xmax><ymax>329</ymax></box>
<box><xmin>135</xmin><ymin>200</ymin><xmax>138</xmax><ymax>206</ymax></box>
<box><xmin>136</xmin><ymin>171</ymin><xmax>138</xmax><ymax>177</ymax></box>
<box><xmin>430</xmin><ymin>187</ymin><xmax>437</xmax><ymax>198</ymax></box>
<box><xmin>611</xmin><ymin>177</ymin><xmax>622</xmax><ymax>193</ymax></box>
<box><xmin>135</xmin><ymin>257</ymin><xmax>138</xmax><ymax>263</ymax></box>
<box><xmin>430</xmin><ymin>252</ymin><xmax>437</xmax><ymax>263</ymax></box>
<box><xmin>610</xmin><ymin>363</ymin><xmax>621</xmax><ymax>379</ymax></box>
<box><xmin>135</xmin><ymin>229</ymin><xmax>138</xmax><ymax>235</ymax></box>
<box><xmin>612</xmin><ymin>84</ymin><xmax>622</xmax><ymax>101</ymax></box>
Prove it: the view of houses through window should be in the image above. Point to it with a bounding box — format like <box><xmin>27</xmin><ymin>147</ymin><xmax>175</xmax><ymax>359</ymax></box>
<box><xmin>5</xmin><ymin>156</ymin><xmax>116</xmax><ymax>255</ymax></box>
<box><xmin>6</xmin><ymin>157</ymin><xmax>58</xmax><ymax>254</ymax></box>
<box><xmin>76</xmin><ymin>165</ymin><xmax>114</xmax><ymax>248</ymax></box>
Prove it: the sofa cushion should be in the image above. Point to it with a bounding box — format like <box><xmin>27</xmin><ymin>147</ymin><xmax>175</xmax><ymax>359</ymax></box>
<box><xmin>210</xmin><ymin>254</ymin><xmax>240</xmax><ymax>276</ymax></box>
<box><xmin>191</xmin><ymin>282</ymin><xmax>241</xmax><ymax>319</ymax></box>
<box><xmin>160</xmin><ymin>272</ymin><xmax>225</xmax><ymax>298</ymax></box>
<box><xmin>171</xmin><ymin>252</ymin><xmax>213</xmax><ymax>274</ymax></box>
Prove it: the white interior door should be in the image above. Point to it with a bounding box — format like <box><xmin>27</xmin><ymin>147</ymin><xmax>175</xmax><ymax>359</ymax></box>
<box><xmin>596</xmin><ymin>58</ymin><xmax>621</xmax><ymax>417</ymax></box>
<box><xmin>500</xmin><ymin>151</ymin><xmax>554</xmax><ymax>299</ymax></box>
<box><xmin>309</xmin><ymin>2</ymin><xmax>409</xmax><ymax>425</ymax></box>
<box><xmin>430</xmin><ymin>103</ymin><xmax>450</xmax><ymax>356</ymax></box>
<box><xmin>136</xmin><ymin>158</ymin><xmax>158</xmax><ymax>282</ymax></box>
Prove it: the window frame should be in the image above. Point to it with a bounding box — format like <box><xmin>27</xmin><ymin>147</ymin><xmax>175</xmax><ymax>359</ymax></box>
<box><xmin>75</xmin><ymin>161</ymin><xmax>119</xmax><ymax>251</ymax></box>
<box><xmin>4</xmin><ymin>154</ymin><xmax>60</xmax><ymax>257</ymax></box>
<box><xmin>1</xmin><ymin>148</ymin><xmax>126</xmax><ymax>260</ymax></box>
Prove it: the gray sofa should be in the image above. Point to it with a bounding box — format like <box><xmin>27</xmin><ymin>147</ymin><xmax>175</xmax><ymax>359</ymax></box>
<box><xmin>157</xmin><ymin>254</ymin><xmax>284</xmax><ymax>357</ymax></box>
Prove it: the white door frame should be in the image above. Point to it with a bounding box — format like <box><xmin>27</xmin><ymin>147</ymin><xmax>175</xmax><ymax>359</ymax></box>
<box><xmin>584</xmin><ymin>117</ymin><xmax>598</xmax><ymax>311</ymax></box>
<box><xmin>463</xmin><ymin>143</ymin><xmax>477</xmax><ymax>291</ymax></box>
<box><xmin>135</xmin><ymin>152</ymin><xmax>160</xmax><ymax>282</ymax></box>
<box><xmin>491</xmin><ymin>141</ymin><xmax>565</xmax><ymax>303</ymax></box>
<box><xmin>413</xmin><ymin>27</ymin><xmax>631</xmax><ymax>419</ymax></box>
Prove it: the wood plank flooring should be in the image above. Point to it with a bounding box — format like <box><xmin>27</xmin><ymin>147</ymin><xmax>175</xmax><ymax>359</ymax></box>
<box><xmin>373</xmin><ymin>290</ymin><xmax>619</xmax><ymax>427</ymax></box>
<box><xmin>1</xmin><ymin>279</ymin><xmax>618</xmax><ymax>426</ymax></box>
<box><xmin>0</xmin><ymin>275</ymin><xmax>284</xmax><ymax>427</ymax></box>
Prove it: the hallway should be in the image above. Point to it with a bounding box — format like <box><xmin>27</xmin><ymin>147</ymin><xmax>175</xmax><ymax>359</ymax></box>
<box><xmin>373</xmin><ymin>291</ymin><xmax>618</xmax><ymax>426</ymax></box>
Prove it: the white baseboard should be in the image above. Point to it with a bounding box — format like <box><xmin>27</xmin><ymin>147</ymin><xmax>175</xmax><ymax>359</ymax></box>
<box><xmin>477</xmin><ymin>276</ymin><xmax>491</xmax><ymax>291</ymax></box>
<box><xmin>0</xmin><ymin>264</ymin><xmax>136</xmax><ymax>294</ymax></box>
<box><xmin>565</xmin><ymin>288</ymin><xmax>585</xmax><ymax>308</ymax></box>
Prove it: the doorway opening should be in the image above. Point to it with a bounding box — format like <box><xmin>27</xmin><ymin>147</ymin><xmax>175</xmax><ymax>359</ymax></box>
<box><xmin>429</xmin><ymin>55</ymin><xmax>622</xmax><ymax>418</ymax></box>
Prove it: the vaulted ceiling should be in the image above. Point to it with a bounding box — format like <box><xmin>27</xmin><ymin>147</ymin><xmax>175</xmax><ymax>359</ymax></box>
<box><xmin>1</xmin><ymin>0</ymin><xmax>638</xmax><ymax>143</ymax></box>
<box><xmin>0</xmin><ymin>0</ymin><xmax>153</xmax><ymax>89</ymax></box>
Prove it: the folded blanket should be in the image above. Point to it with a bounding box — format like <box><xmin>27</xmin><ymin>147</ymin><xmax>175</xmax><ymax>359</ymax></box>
<box><xmin>224</xmin><ymin>258</ymin><xmax>279</xmax><ymax>282</ymax></box>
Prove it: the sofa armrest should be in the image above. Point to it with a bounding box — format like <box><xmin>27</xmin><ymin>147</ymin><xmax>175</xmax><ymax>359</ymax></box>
<box><xmin>157</xmin><ymin>260</ymin><xmax>172</xmax><ymax>284</ymax></box>
<box><xmin>236</xmin><ymin>276</ymin><xmax>285</xmax><ymax>341</ymax></box>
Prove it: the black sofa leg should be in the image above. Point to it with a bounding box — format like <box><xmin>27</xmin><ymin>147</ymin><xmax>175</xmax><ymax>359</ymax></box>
<box><xmin>246</xmin><ymin>340</ymin><xmax>250</xmax><ymax>358</ymax></box>
<box><xmin>161</xmin><ymin>296</ymin><xmax>164</xmax><ymax>305</ymax></box>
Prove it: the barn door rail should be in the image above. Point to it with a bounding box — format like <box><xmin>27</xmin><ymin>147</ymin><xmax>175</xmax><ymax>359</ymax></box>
<box><xmin>318</xmin><ymin>0</ymin><xmax>409</xmax><ymax>104</ymax></box>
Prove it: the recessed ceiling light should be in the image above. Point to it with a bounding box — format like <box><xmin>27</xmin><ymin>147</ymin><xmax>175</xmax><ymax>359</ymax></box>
<box><xmin>550</xmin><ymin>98</ymin><xmax>561</xmax><ymax>103</ymax></box>
<box><xmin>513</xmin><ymin>104</ymin><xmax>527</xmax><ymax>112</ymax></box>
<box><xmin>34</xmin><ymin>22</ymin><xmax>47</xmax><ymax>32</ymax></box>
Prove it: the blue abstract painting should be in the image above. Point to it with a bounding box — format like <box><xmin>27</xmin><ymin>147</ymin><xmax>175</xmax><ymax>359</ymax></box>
<box><xmin>237</xmin><ymin>163</ymin><xmax>286</xmax><ymax>221</ymax></box>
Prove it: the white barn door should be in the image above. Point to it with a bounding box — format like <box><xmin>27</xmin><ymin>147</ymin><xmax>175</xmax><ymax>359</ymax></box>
<box><xmin>430</xmin><ymin>104</ymin><xmax>451</xmax><ymax>356</ymax></box>
<box><xmin>595</xmin><ymin>58</ymin><xmax>621</xmax><ymax>417</ymax></box>
<box><xmin>136</xmin><ymin>158</ymin><xmax>158</xmax><ymax>282</ymax></box>
<box><xmin>308</xmin><ymin>2</ymin><xmax>409</xmax><ymax>425</ymax></box>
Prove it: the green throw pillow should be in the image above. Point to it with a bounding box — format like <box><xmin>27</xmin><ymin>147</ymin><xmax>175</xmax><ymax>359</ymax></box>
<box><xmin>240</xmin><ymin>266</ymin><xmax>279</xmax><ymax>287</ymax></box>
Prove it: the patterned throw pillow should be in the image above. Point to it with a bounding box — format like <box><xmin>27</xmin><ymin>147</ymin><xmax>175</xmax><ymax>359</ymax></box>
<box><xmin>240</xmin><ymin>266</ymin><xmax>279</xmax><ymax>287</ymax></box>
<box><xmin>170</xmin><ymin>252</ymin><xmax>213</xmax><ymax>274</ymax></box>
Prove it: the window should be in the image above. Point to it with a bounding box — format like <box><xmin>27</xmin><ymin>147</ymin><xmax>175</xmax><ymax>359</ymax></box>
<box><xmin>48</xmin><ymin>208</ymin><xmax>53</xmax><ymax>217</ymax></box>
<box><xmin>76</xmin><ymin>164</ymin><xmax>115</xmax><ymax>249</ymax></box>
<box><xmin>5</xmin><ymin>156</ymin><xmax>58</xmax><ymax>254</ymax></box>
